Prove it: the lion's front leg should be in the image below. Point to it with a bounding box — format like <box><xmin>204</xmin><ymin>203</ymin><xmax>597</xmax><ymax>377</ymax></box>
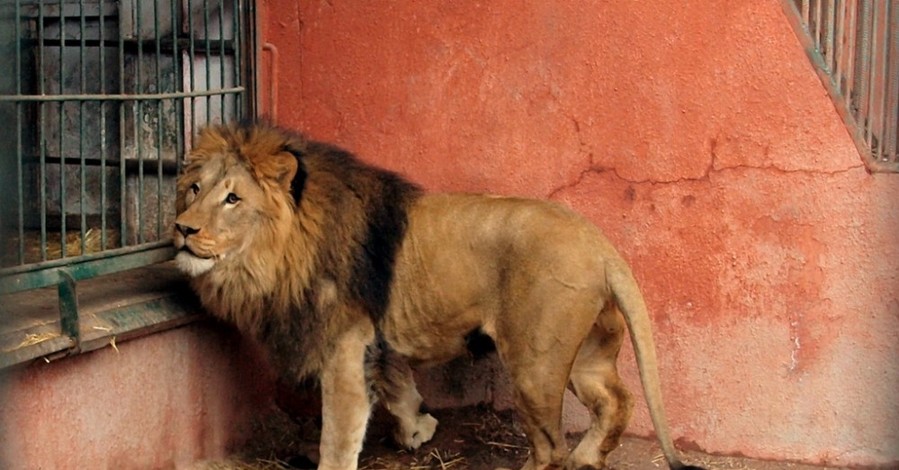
<box><xmin>372</xmin><ymin>351</ymin><xmax>438</xmax><ymax>450</ymax></box>
<box><xmin>318</xmin><ymin>325</ymin><xmax>375</xmax><ymax>470</ymax></box>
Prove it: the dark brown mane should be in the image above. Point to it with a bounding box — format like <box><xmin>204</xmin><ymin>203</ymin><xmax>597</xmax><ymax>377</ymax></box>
<box><xmin>182</xmin><ymin>121</ymin><xmax>422</xmax><ymax>377</ymax></box>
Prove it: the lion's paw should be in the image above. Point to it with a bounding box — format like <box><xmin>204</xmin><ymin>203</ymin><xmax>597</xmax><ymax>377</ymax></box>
<box><xmin>394</xmin><ymin>413</ymin><xmax>438</xmax><ymax>450</ymax></box>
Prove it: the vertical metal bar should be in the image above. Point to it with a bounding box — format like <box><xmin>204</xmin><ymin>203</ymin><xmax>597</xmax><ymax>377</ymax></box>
<box><xmin>218</xmin><ymin>0</ymin><xmax>226</xmax><ymax>122</ymax></box>
<box><xmin>79</xmin><ymin>0</ymin><xmax>87</xmax><ymax>256</ymax></box>
<box><xmin>876</xmin><ymin>2</ymin><xmax>891</xmax><ymax>161</ymax></box>
<box><xmin>155</xmin><ymin>0</ymin><xmax>164</xmax><ymax>239</ymax></box>
<box><xmin>119</xmin><ymin>0</ymin><xmax>127</xmax><ymax>246</ymax></box>
<box><xmin>801</xmin><ymin>0</ymin><xmax>810</xmax><ymax>26</ymax></box>
<box><xmin>136</xmin><ymin>0</ymin><xmax>145</xmax><ymax>244</ymax></box>
<box><xmin>825</xmin><ymin>0</ymin><xmax>835</xmax><ymax>71</ymax></box>
<box><xmin>39</xmin><ymin>0</ymin><xmax>47</xmax><ymax>261</ymax></box>
<box><xmin>844</xmin><ymin>0</ymin><xmax>858</xmax><ymax>106</ymax></box>
<box><xmin>233</xmin><ymin>0</ymin><xmax>241</xmax><ymax>118</ymax></box>
<box><xmin>204</xmin><ymin>0</ymin><xmax>211</xmax><ymax>124</ymax></box>
<box><xmin>814</xmin><ymin>0</ymin><xmax>823</xmax><ymax>48</ymax></box>
<box><xmin>189</xmin><ymin>0</ymin><xmax>197</xmax><ymax>147</ymax></box>
<box><xmin>15</xmin><ymin>0</ymin><xmax>24</xmax><ymax>265</ymax></box>
<box><xmin>865</xmin><ymin>1</ymin><xmax>880</xmax><ymax>152</ymax></box>
<box><xmin>173</xmin><ymin>0</ymin><xmax>184</xmax><ymax>174</ymax></box>
<box><xmin>99</xmin><ymin>0</ymin><xmax>108</xmax><ymax>249</ymax></box>
<box><xmin>858</xmin><ymin>1</ymin><xmax>872</xmax><ymax>133</ymax></box>
<box><xmin>59</xmin><ymin>0</ymin><xmax>67</xmax><ymax>258</ymax></box>
<box><xmin>888</xmin><ymin>1</ymin><xmax>899</xmax><ymax>161</ymax></box>
<box><xmin>834</xmin><ymin>0</ymin><xmax>846</xmax><ymax>88</ymax></box>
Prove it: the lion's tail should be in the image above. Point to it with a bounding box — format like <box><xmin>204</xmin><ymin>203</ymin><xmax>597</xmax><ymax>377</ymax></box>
<box><xmin>606</xmin><ymin>259</ymin><xmax>704</xmax><ymax>470</ymax></box>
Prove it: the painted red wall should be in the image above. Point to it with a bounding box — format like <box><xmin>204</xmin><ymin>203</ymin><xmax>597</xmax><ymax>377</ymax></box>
<box><xmin>260</xmin><ymin>0</ymin><xmax>899</xmax><ymax>467</ymax></box>
<box><xmin>0</xmin><ymin>324</ymin><xmax>272</xmax><ymax>469</ymax></box>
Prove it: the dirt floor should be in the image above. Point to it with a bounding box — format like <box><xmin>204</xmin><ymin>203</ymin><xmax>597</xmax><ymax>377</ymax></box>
<box><xmin>191</xmin><ymin>404</ymin><xmax>843</xmax><ymax>470</ymax></box>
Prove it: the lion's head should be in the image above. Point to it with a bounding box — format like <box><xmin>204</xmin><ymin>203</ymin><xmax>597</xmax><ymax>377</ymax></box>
<box><xmin>173</xmin><ymin>124</ymin><xmax>300</xmax><ymax>278</ymax></box>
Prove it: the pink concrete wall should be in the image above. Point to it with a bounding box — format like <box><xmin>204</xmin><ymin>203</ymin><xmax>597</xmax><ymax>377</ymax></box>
<box><xmin>260</xmin><ymin>0</ymin><xmax>899</xmax><ymax>467</ymax></box>
<box><xmin>0</xmin><ymin>324</ymin><xmax>272</xmax><ymax>469</ymax></box>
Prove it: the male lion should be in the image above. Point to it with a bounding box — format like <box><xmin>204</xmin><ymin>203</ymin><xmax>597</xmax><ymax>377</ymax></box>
<box><xmin>173</xmin><ymin>122</ymin><xmax>703</xmax><ymax>470</ymax></box>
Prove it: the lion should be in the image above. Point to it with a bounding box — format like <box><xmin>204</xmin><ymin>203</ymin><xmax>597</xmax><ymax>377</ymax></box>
<box><xmin>173</xmin><ymin>122</ymin><xmax>703</xmax><ymax>470</ymax></box>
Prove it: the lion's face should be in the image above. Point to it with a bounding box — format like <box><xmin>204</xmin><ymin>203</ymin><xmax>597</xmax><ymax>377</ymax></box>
<box><xmin>173</xmin><ymin>126</ymin><xmax>298</xmax><ymax>277</ymax></box>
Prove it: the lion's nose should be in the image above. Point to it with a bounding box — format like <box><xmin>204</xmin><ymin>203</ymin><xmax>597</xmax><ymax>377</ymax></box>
<box><xmin>175</xmin><ymin>223</ymin><xmax>200</xmax><ymax>237</ymax></box>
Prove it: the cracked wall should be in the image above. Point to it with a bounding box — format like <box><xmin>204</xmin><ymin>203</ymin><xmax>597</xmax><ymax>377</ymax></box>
<box><xmin>260</xmin><ymin>0</ymin><xmax>899</xmax><ymax>466</ymax></box>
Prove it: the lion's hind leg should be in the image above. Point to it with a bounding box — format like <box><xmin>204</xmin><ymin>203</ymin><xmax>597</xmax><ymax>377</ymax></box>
<box><xmin>371</xmin><ymin>349</ymin><xmax>438</xmax><ymax>450</ymax></box>
<box><xmin>500</xmin><ymin>337</ymin><xmax>577</xmax><ymax>469</ymax></box>
<box><xmin>565</xmin><ymin>307</ymin><xmax>634</xmax><ymax>470</ymax></box>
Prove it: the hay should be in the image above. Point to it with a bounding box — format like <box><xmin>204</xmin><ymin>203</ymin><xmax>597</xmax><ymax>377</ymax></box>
<box><xmin>4</xmin><ymin>332</ymin><xmax>59</xmax><ymax>352</ymax></box>
<box><xmin>361</xmin><ymin>449</ymin><xmax>466</xmax><ymax>470</ymax></box>
<box><xmin>3</xmin><ymin>227</ymin><xmax>121</xmax><ymax>265</ymax></box>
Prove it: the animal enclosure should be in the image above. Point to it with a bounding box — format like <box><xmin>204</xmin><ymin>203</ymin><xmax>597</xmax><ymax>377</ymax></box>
<box><xmin>1</xmin><ymin>0</ymin><xmax>898</xmax><ymax>468</ymax></box>
<box><xmin>0</xmin><ymin>0</ymin><xmax>254</xmax><ymax>367</ymax></box>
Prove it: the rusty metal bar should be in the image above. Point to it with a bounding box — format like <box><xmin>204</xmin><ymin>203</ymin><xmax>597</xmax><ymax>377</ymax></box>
<box><xmin>888</xmin><ymin>2</ymin><xmax>899</xmax><ymax>160</ymax></box>
<box><xmin>864</xmin><ymin>2</ymin><xmax>880</xmax><ymax>153</ymax></box>
<box><xmin>834</xmin><ymin>0</ymin><xmax>846</xmax><ymax>92</ymax></box>
<box><xmin>875</xmin><ymin>2</ymin><xmax>892</xmax><ymax>162</ymax></box>
<box><xmin>843</xmin><ymin>0</ymin><xmax>857</xmax><ymax>104</ymax></box>
<box><xmin>824</xmin><ymin>0</ymin><xmax>835</xmax><ymax>70</ymax></box>
<box><xmin>855</xmin><ymin>1</ymin><xmax>871</xmax><ymax>118</ymax></box>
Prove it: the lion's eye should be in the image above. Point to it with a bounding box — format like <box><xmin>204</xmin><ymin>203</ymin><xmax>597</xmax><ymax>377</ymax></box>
<box><xmin>225</xmin><ymin>192</ymin><xmax>241</xmax><ymax>204</ymax></box>
<box><xmin>189</xmin><ymin>183</ymin><xmax>200</xmax><ymax>195</ymax></box>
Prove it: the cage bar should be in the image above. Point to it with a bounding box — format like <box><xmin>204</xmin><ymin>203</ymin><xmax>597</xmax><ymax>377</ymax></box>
<box><xmin>58</xmin><ymin>0</ymin><xmax>67</xmax><ymax>259</ymax></box>
<box><xmin>15</xmin><ymin>0</ymin><xmax>24</xmax><ymax>265</ymax></box>
<box><xmin>79</xmin><ymin>0</ymin><xmax>87</xmax><ymax>256</ymax></box>
<box><xmin>786</xmin><ymin>0</ymin><xmax>899</xmax><ymax>171</ymax></box>
<box><xmin>887</xmin><ymin>3</ymin><xmax>899</xmax><ymax>158</ymax></box>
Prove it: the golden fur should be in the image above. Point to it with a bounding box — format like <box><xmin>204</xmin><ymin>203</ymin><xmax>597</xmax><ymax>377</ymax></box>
<box><xmin>174</xmin><ymin>122</ymin><xmax>701</xmax><ymax>470</ymax></box>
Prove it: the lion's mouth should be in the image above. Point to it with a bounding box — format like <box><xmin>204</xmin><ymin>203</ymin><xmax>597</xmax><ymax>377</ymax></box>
<box><xmin>174</xmin><ymin>247</ymin><xmax>217</xmax><ymax>277</ymax></box>
<box><xmin>178</xmin><ymin>245</ymin><xmax>211</xmax><ymax>259</ymax></box>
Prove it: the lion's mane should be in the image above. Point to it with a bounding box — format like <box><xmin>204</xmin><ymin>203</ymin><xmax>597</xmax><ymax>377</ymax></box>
<box><xmin>179</xmin><ymin>122</ymin><xmax>422</xmax><ymax>377</ymax></box>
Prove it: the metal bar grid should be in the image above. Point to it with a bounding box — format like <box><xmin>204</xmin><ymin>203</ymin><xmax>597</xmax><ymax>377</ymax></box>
<box><xmin>786</xmin><ymin>0</ymin><xmax>899</xmax><ymax>172</ymax></box>
<box><xmin>1</xmin><ymin>0</ymin><xmax>255</xmax><ymax>356</ymax></box>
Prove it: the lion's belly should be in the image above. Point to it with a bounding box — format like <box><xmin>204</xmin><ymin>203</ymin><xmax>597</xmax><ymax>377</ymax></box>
<box><xmin>381</xmin><ymin>193</ymin><xmax>610</xmax><ymax>366</ymax></box>
<box><xmin>381</xmin><ymin>296</ymin><xmax>497</xmax><ymax>365</ymax></box>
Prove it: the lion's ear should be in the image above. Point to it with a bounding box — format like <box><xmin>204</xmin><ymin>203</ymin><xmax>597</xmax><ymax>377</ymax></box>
<box><xmin>255</xmin><ymin>151</ymin><xmax>298</xmax><ymax>192</ymax></box>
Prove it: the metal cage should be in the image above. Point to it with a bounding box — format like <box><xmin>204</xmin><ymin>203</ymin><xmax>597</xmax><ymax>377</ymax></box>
<box><xmin>0</xmin><ymin>0</ymin><xmax>255</xmax><ymax>366</ymax></box>
<box><xmin>785</xmin><ymin>0</ymin><xmax>899</xmax><ymax>172</ymax></box>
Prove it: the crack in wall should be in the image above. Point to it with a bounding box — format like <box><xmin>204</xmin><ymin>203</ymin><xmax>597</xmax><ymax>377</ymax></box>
<box><xmin>547</xmin><ymin>133</ymin><xmax>866</xmax><ymax>199</ymax></box>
